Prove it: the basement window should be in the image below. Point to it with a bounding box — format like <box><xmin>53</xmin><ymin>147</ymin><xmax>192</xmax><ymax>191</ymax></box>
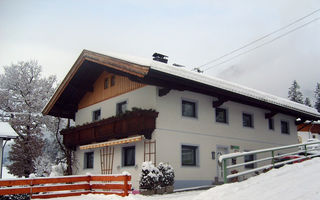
<box><xmin>244</xmin><ymin>153</ymin><xmax>255</xmax><ymax>169</ymax></box>
<box><xmin>122</xmin><ymin>146</ymin><xmax>135</xmax><ymax>167</ymax></box>
<box><xmin>84</xmin><ymin>152</ymin><xmax>94</xmax><ymax>169</ymax></box>
<box><xmin>181</xmin><ymin>145</ymin><xmax>198</xmax><ymax>166</ymax></box>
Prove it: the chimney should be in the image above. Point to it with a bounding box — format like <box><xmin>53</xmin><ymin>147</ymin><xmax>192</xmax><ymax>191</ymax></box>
<box><xmin>152</xmin><ymin>53</ymin><xmax>168</xmax><ymax>63</ymax></box>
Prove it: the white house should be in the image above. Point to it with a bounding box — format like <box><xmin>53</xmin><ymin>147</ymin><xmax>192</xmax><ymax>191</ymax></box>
<box><xmin>0</xmin><ymin>122</ymin><xmax>18</xmax><ymax>178</ymax></box>
<box><xmin>43</xmin><ymin>50</ymin><xmax>320</xmax><ymax>189</ymax></box>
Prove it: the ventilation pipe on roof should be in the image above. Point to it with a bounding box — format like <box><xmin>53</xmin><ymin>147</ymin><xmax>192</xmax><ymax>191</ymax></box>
<box><xmin>152</xmin><ymin>53</ymin><xmax>168</xmax><ymax>63</ymax></box>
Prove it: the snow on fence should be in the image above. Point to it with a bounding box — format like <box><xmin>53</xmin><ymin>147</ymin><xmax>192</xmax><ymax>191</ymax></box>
<box><xmin>0</xmin><ymin>174</ymin><xmax>131</xmax><ymax>199</ymax></box>
<box><xmin>219</xmin><ymin>141</ymin><xmax>320</xmax><ymax>183</ymax></box>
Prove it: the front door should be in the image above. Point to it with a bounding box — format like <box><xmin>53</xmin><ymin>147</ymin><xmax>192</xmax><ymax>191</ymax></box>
<box><xmin>216</xmin><ymin>145</ymin><xmax>229</xmax><ymax>182</ymax></box>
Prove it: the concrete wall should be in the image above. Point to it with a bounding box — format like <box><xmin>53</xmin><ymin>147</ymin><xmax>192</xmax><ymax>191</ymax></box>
<box><xmin>73</xmin><ymin>87</ymin><xmax>299</xmax><ymax>189</ymax></box>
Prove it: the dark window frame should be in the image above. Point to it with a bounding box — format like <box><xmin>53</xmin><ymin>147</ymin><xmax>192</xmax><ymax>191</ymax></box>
<box><xmin>242</xmin><ymin>113</ymin><xmax>254</xmax><ymax>128</ymax></box>
<box><xmin>111</xmin><ymin>76</ymin><xmax>115</xmax><ymax>87</ymax></box>
<box><xmin>181</xmin><ymin>145</ymin><xmax>198</xmax><ymax>166</ymax></box>
<box><xmin>92</xmin><ymin>109</ymin><xmax>101</xmax><ymax>122</ymax></box>
<box><xmin>281</xmin><ymin>120</ymin><xmax>290</xmax><ymax>134</ymax></box>
<box><xmin>268</xmin><ymin>118</ymin><xmax>275</xmax><ymax>130</ymax></box>
<box><xmin>216</xmin><ymin>107</ymin><xmax>228</xmax><ymax>124</ymax></box>
<box><xmin>244</xmin><ymin>153</ymin><xmax>255</xmax><ymax>169</ymax></box>
<box><xmin>104</xmin><ymin>78</ymin><xmax>109</xmax><ymax>89</ymax></box>
<box><xmin>122</xmin><ymin>146</ymin><xmax>135</xmax><ymax>167</ymax></box>
<box><xmin>182</xmin><ymin>100</ymin><xmax>197</xmax><ymax>118</ymax></box>
<box><xmin>116</xmin><ymin>101</ymin><xmax>127</xmax><ymax>115</ymax></box>
<box><xmin>84</xmin><ymin>152</ymin><xmax>94</xmax><ymax>169</ymax></box>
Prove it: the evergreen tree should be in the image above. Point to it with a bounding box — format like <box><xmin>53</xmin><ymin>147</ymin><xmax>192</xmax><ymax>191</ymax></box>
<box><xmin>315</xmin><ymin>83</ymin><xmax>320</xmax><ymax>112</ymax></box>
<box><xmin>288</xmin><ymin>80</ymin><xmax>304</xmax><ymax>104</ymax></box>
<box><xmin>304</xmin><ymin>97</ymin><xmax>312</xmax><ymax>107</ymax></box>
<box><xmin>0</xmin><ymin>61</ymin><xmax>57</xmax><ymax>177</ymax></box>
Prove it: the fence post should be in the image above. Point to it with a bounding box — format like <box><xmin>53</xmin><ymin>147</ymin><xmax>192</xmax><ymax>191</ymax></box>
<box><xmin>304</xmin><ymin>144</ymin><xmax>308</xmax><ymax>157</ymax></box>
<box><xmin>124</xmin><ymin>175</ymin><xmax>129</xmax><ymax>196</ymax></box>
<box><xmin>223</xmin><ymin>159</ymin><xmax>228</xmax><ymax>184</ymax></box>
<box><xmin>87</xmin><ymin>175</ymin><xmax>92</xmax><ymax>193</ymax></box>
<box><xmin>271</xmin><ymin>150</ymin><xmax>275</xmax><ymax>168</ymax></box>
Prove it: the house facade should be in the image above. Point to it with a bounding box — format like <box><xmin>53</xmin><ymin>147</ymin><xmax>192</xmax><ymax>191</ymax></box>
<box><xmin>298</xmin><ymin>122</ymin><xmax>320</xmax><ymax>143</ymax></box>
<box><xmin>43</xmin><ymin>50</ymin><xmax>320</xmax><ymax>190</ymax></box>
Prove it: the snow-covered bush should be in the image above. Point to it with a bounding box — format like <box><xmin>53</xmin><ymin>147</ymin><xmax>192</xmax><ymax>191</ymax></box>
<box><xmin>49</xmin><ymin>163</ymin><xmax>67</xmax><ymax>177</ymax></box>
<box><xmin>158</xmin><ymin>162</ymin><xmax>175</xmax><ymax>187</ymax></box>
<box><xmin>34</xmin><ymin>154</ymin><xmax>53</xmax><ymax>177</ymax></box>
<box><xmin>139</xmin><ymin>161</ymin><xmax>162</xmax><ymax>190</ymax></box>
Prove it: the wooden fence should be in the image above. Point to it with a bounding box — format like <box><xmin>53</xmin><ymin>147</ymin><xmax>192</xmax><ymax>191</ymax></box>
<box><xmin>0</xmin><ymin>174</ymin><xmax>131</xmax><ymax>199</ymax></box>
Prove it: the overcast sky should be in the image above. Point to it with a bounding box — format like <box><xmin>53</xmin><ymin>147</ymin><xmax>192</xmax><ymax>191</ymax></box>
<box><xmin>0</xmin><ymin>0</ymin><xmax>319</xmax><ymax>102</ymax></box>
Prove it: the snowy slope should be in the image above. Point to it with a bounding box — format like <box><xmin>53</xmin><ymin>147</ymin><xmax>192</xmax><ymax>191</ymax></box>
<box><xmin>49</xmin><ymin>158</ymin><xmax>320</xmax><ymax>200</ymax></box>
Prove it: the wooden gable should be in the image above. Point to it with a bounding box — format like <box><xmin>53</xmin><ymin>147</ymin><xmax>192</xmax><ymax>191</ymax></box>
<box><xmin>78</xmin><ymin>71</ymin><xmax>145</xmax><ymax>109</ymax></box>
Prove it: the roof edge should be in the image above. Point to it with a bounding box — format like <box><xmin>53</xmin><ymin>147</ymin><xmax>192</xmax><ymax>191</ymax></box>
<box><xmin>42</xmin><ymin>49</ymin><xmax>150</xmax><ymax>117</ymax></box>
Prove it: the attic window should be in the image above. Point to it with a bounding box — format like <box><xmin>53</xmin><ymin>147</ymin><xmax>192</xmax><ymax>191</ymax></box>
<box><xmin>111</xmin><ymin>76</ymin><xmax>115</xmax><ymax>87</ymax></box>
<box><xmin>104</xmin><ymin>78</ymin><xmax>109</xmax><ymax>89</ymax></box>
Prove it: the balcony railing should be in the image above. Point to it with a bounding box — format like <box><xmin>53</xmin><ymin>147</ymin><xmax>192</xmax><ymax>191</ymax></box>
<box><xmin>61</xmin><ymin>109</ymin><xmax>158</xmax><ymax>149</ymax></box>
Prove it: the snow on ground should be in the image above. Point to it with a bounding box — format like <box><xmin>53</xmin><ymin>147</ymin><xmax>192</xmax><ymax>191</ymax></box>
<box><xmin>49</xmin><ymin>157</ymin><xmax>320</xmax><ymax>200</ymax></box>
<box><xmin>194</xmin><ymin>157</ymin><xmax>320</xmax><ymax>200</ymax></box>
<box><xmin>50</xmin><ymin>191</ymin><xmax>203</xmax><ymax>200</ymax></box>
<box><xmin>2</xmin><ymin>167</ymin><xmax>17</xmax><ymax>179</ymax></box>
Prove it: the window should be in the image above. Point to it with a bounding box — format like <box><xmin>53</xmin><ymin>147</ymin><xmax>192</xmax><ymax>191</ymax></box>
<box><xmin>182</xmin><ymin>100</ymin><xmax>197</xmax><ymax>118</ymax></box>
<box><xmin>268</xmin><ymin>118</ymin><xmax>274</xmax><ymax>130</ymax></box>
<box><xmin>111</xmin><ymin>76</ymin><xmax>115</xmax><ymax>86</ymax></box>
<box><xmin>92</xmin><ymin>109</ymin><xmax>101</xmax><ymax>121</ymax></box>
<box><xmin>104</xmin><ymin>78</ymin><xmax>109</xmax><ymax>89</ymax></box>
<box><xmin>84</xmin><ymin>152</ymin><xmax>94</xmax><ymax>169</ymax></box>
<box><xmin>122</xmin><ymin>146</ymin><xmax>135</xmax><ymax>166</ymax></box>
<box><xmin>242</xmin><ymin>113</ymin><xmax>253</xmax><ymax>128</ymax></box>
<box><xmin>216</xmin><ymin>108</ymin><xmax>228</xmax><ymax>123</ymax></box>
<box><xmin>116</xmin><ymin>101</ymin><xmax>127</xmax><ymax>115</ymax></box>
<box><xmin>281</xmin><ymin>121</ymin><xmax>290</xmax><ymax>134</ymax></box>
<box><xmin>181</xmin><ymin>145</ymin><xmax>198</xmax><ymax>166</ymax></box>
<box><xmin>244</xmin><ymin>153</ymin><xmax>255</xmax><ymax>169</ymax></box>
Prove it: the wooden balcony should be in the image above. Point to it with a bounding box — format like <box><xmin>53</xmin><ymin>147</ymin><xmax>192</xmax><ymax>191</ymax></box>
<box><xmin>61</xmin><ymin>109</ymin><xmax>158</xmax><ymax>149</ymax></box>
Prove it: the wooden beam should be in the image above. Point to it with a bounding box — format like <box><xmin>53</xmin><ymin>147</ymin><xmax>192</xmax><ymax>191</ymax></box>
<box><xmin>158</xmin><ymin>88</ymin><xmax>171</xmax><ymax>97</ymax></box>
<box><xmin>265</xmin><ymin>111</ymin><xmax>277</xmax><ymax>119</ymax></box>
<box><xmin>212</xmin><ymin>97</ymin><xmax>228</xmax><ymax>108</ymax></box>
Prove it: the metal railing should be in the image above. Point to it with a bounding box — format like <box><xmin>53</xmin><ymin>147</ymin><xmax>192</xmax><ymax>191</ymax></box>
<box><xmin>219</xmin><ymin>141</ymin><xmax>320</xmax><ymax>183</ymax></box>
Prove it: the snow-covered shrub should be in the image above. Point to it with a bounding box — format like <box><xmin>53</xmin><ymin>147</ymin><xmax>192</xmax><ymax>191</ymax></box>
<box><xmin>34</xmin><ymin>154</ymin><xmax>53</xmax><ymax>177</ymax></box>
<box><xmin>49</xmin><ymin>163</ymin><xmax>67</xmax><ymax>177</ymax></box>
<box><xmin>139</xmin><ymin>161</ymin><xmax>162</xmax><ymax>190</ymax></box>
<box><xmin>158</xmin><ymin>162</ymin><xmax>175</xmax><ymax>187</ymax></box>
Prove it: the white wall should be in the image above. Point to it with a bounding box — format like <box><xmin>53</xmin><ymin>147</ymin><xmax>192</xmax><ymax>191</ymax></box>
<box><xmin>73</xmin><ymin>141</ymin><xmax>144</xmax><ymax>190</ymax></box>
<box><xmin>154</xmin><ymin>89</ymin><xmax>298</xmax><ymax>186</ymax></box>
<box><xmin>75</xmin><ymin>86</ymin><xmax>157</xmax><ymax>126</ymax></box>
<box><xmin>73</xmin><ymin>87</ymin><xmax>300</xmax><ymax>189</ymax></box>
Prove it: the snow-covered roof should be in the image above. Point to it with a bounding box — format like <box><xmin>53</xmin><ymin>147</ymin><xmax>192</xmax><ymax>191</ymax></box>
<box><xmin>43</xmin><ymin>49</ymin><xmax>320</xmax><ymax>120</ymax></box>
<box><xmin>0</xmin><ymin>122</ymin><xmax>18</xmax><ymax>139</ymax></box>
<box><xmin>106</xmin><ymin>51</ymin><xmax>320</xmax><ymax>118</ymax></box>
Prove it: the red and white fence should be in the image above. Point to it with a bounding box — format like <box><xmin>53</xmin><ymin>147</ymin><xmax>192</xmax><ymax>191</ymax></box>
<box><xmin>0</xmin><ymin>174</ymin><xmax>131</xmax><ymax>199</ymax></box>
